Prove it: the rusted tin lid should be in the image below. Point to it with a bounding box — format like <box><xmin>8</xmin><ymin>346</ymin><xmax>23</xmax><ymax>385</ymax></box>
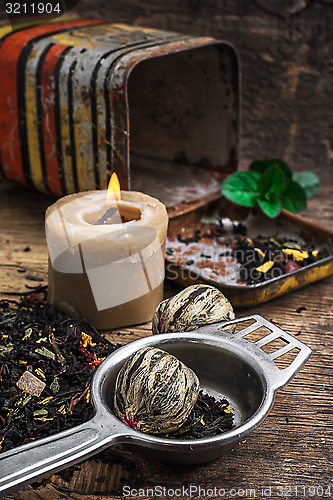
<box><xmin>0</xmin><ymin>21</ymin><xmax>240</xmax><ymax>215</ymax></box>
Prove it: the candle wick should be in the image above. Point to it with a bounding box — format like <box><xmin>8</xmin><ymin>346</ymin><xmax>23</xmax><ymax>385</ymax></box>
<box><xmin>96</xmin><ymin>206</ymin><xmax>118</xmax><ymax>225</ymax></box>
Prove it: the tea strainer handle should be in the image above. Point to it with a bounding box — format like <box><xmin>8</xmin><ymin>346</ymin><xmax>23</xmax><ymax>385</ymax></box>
<box><xmin>0</xmin><ymin>415</ymin><xmax>124</xmax><ymax>497</ymax></box>
<box><xmin>206</xmin><ymin>314</ymin><xmax>312</xmax><ymax>390</ymax></box>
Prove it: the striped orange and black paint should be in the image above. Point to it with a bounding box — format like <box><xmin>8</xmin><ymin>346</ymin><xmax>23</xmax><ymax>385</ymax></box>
<box><xmin>0</xmin><ymin>21</ymin><xmax>189</xmax><ymax>196</ymax></box>
<box><xmin>0</xmin><ymin>19</ymin><xmax>104</xmax><ymax>195</ymax></box>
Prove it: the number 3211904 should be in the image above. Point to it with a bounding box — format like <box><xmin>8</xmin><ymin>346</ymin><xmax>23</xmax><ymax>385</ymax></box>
<box><xmin>6</xmin><ymin>3</ymin><xmax>62</xmax><ymax>14</ymax></box>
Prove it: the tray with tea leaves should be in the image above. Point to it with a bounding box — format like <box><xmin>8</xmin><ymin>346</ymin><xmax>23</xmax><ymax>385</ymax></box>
<box><xmin>166</xmin><ymin>199</ymin><xmax>333</xmax><ymax>306</ymax></box>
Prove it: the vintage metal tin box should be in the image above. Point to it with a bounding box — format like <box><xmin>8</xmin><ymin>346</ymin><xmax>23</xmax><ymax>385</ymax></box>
<box><xmin>0</xmin><ymin>19</ymin><xmax>239</xmax><ymax>206</ymax></box>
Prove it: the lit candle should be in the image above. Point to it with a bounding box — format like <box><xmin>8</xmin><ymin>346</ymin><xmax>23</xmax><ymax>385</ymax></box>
<box><xmin>45</xmin><ymin>175</ymin><xmax>168</xmax><ymax>330</ymax></box>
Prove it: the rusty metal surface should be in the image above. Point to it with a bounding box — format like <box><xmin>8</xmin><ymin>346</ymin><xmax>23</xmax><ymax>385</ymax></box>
<box><xmin>165</xmin><ymin>200</ymin><xmax>333</xmax><ymax>306</ymax></box>
<box><xmin>0</xmin><ymin>21</ymin><xmax>240</xmax><ymax>215</ymax></box>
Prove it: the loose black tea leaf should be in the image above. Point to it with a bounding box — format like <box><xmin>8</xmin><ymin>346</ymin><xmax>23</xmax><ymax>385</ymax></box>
<box><xmin>162</xmin><ymin>390</ymin><xmax>234</xmax><ymax>440</ymax></box>
<box><xmin>0</xmin><ymin>294</ymin><xmax>118</xmax><ymax>453</ymax></box>
<box><xmin>231</xmin><ymin>235</ymin><xmax>330</xmax><ymax>285</ymax></box>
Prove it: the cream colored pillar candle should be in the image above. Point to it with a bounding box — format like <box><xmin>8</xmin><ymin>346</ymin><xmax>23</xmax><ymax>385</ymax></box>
<box><xmin>45</xmin><ymin>189</ymin><xmax>168</xmax><ymax>330</ymax></box>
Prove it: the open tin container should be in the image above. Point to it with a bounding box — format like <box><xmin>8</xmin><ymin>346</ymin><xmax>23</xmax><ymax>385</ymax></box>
<box><xmin>0</xmin><ymin>19</ymin><xmax>238</xmax><ymax>200</ymax></box>
<box><xmin>0</xmin><ymin>315</ymin><xmax>312</xmax><ymax>495</ymax></box>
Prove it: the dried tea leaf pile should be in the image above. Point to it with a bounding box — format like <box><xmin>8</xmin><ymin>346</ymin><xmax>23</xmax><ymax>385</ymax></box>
<box><xmin>0</xmin><ymin>295</ymin><xmax>118</xmax><ymax>453</ymax></box>
<box><xmin>0</xmin><ymin>292</ymin><xmax>234</xmax><ymax>454</ymax></box>
<box><xmin>163</xmin><ymin>390</ymin><xmax>234</xmax><ymax>440</ymax></box>
<box><xmin>166</xmin><ymin>224</ymin><xmax>331</xmax><ymax>286</ymax></box>
<box><xmin>232</xmin><ymin>234</ymin><xmax>330</xmax><ymax>285</ymax></box>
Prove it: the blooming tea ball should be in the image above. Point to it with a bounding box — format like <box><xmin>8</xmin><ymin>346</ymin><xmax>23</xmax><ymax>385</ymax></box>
<box><xmin>152</xmin><ymin>284</ymin><xmax>236</xmax><ymax>335</ymax></box>
<box><xmin>114</xmin><ymin>347</ymin><xmax>199</xmax><ymax>434</ymax></box>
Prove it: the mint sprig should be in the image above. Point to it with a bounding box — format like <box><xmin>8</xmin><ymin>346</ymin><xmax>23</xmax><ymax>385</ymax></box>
<box><xmin>221</xmin><ymin>159</ymin><xmax>319</xmax><ymax>218</ymax></box>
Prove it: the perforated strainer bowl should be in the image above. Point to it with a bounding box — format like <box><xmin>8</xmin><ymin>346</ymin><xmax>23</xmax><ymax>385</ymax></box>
<box><xmin>0</xmin><ymin>315</ymin><xmax>311</xmax><ymax>497</ymax></box>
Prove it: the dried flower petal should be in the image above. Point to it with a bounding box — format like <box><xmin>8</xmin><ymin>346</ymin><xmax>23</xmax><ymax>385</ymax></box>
<box><xmin>34</xmin><ymin>368</ymin><xmax>46</xmax><ymax>380</ymax></box>
<box><xmin>282</xmin><ymin>248</ymin><xmax>309</xmax><ymax>261</ymax></box>
<box><xmin>256</xmin><ymin>261</ymin><xmax>274</xmax><ymax>273</ymax></box>
<box><xmin>81</xmin><ymin>332</ymin><xmax>96</xmax><ymax>348</ymax></box>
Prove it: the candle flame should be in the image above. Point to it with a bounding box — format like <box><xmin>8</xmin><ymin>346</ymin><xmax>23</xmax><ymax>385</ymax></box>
<box><xmin>107</xmin><ymin>172</ymin><xmax>121</xmax><ymax>201</ymax></box>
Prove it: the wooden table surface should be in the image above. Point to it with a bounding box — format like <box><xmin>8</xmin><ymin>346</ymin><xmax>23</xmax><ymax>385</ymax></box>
<box><xmin>0</xmin><ymin>178</ymin><xmax>332</xmax><ymax>500</ymax></box>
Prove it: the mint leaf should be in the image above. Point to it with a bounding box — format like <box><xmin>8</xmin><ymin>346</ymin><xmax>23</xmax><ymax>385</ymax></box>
<box><xmin>221</xmin><ymin>172</ymin><xmax>260</xmax><ymax>207</ymax></box>
<box><xmin>292</xmin><ymin>172</ymin><xmax>320</xmax><ymax>199</ymax></box>
<box><xmin>280</xmin><ymin>180</ymin><xmax>307</xmax><ymax>213</ymax></box>
<box><xmin>258</xmin><ymin>193</ymin><xmax>282</xmax><ymax>218</ymax></box>
<box><xmin>249</xmin><ymin>160</ymin><xmax>268</xmax><ymax>175</ymax></box>
<box><xmin>224</xmin><ymin>158</ymin><xmax>318</xmax><ymax>217</ymax></box>
<box><xmin>258</xmin><ymin>165</ymin><xmax>286</xmax><ymax>195</ymax></box>
<box><xmin>249</xmin><ymin>158</ymin><xmax>292</xmax><ymax>179</ymax></box>
<box><xmin>264</xmin><ymin>159</ymin><xmax>292</xmax><ymax>179</ymax></box>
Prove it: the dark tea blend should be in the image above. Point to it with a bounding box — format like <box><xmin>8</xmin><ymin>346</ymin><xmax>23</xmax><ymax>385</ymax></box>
<box><xmin>166</xmin><ymin>224</ymin><xmax>331</xmax><ymax>286</ymax></box>
<box><xmin>0</xmin><ymin>294</ymin><xmax>118</xmax><ymax>453</ymax></box>
<box><xmin>162</xmin><ymin>390</ymin><xmax>234</xmax><ymax>440</ymax></box>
